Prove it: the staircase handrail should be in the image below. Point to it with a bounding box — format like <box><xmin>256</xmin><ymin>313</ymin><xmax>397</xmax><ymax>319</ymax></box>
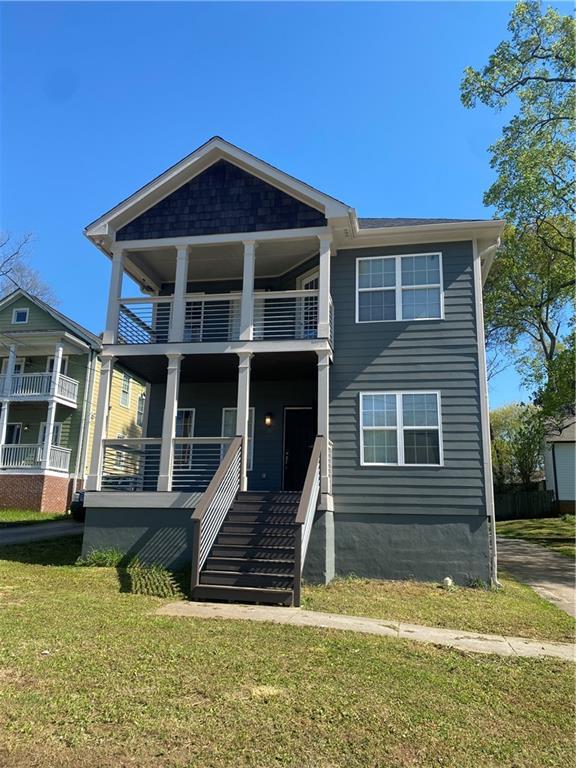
<box><xmin>293</xmin><ymin>435</ymin><xmax>324</xmax><ymax>606</ymax></box>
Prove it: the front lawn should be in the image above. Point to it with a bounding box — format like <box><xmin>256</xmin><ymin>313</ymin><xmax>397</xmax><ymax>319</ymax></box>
<box><xmin>303</xmin><ymin>573</ymin><xmax>575</xmax><ymax>643</ymax></box>
<box><xmin>497</xmin><ymin>515</ymin><xmax>576</xmax><ymax>559</ymax></box>
<box><xmin>0</xmin><ymin>537</ymin><xmax>574</xmax><ymax>768</ymax></box>
<box><xmin>0</xmin><ymin>509</ymin><xmax>70</xmax><ymax>528</ymax></box>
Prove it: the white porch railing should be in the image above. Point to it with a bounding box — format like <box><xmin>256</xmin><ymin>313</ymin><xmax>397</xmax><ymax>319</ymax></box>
<box><xmin>117</xmin><ymin>298</ymin><xmax>172</xmax><ymax>344</ymax></box>
<box><xmin>293</xmin><ymin>436</ymin><xmax>323</xmax><ymax>607</ymax></box>
<box><xmin>0</xmin><ymin>444</ymin><xmax>71</xmax><ymax>472</ymax></box>
<box><xmin>184</xmin><ymin>293</ymin><xmax>241</xmax><ymax>342</ymax></box>
<box><xmin>253</xmin><ymin>289</ymin><xmax>319</xmax><ymax>340</ymax></box>
<box><xmin>0</xmin><ymin>373</ymin><xmax>78</xmax><ymax>404</ymax></box>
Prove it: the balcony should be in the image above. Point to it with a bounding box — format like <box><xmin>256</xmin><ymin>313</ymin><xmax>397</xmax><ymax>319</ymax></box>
<box><xmin>116</xmin><ymin>290</ymin><xmax>332</xmax><ymax>346</ymax></box>
<box><xmin>0</xmin><ymin>444</ymin><xmax>72</xmax><ymax>472</ymax></box>
<box><xmin>0</xmin><ymin>373</ymin><xmax>79</xmax><ymax>406</ymax></box>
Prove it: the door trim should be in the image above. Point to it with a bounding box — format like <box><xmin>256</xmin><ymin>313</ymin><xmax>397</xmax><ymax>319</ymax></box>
<box><xmin>282</xmin><ymin>406</ymin><xmax>314</xmax><ymax>491</ymax></box>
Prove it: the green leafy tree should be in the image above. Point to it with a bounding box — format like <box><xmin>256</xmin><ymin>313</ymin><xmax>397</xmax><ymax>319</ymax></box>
<box><xmin>510</xmin><ymin>407</ymin><xmax>546</xmax><ymax>489</ymax></box>
<box><xmin>490</xmin><ymin>404</ymin><xmax>523</xmax><ymax>490</ymax></box>
<box><xmin>491</xmin><ymin>403</ymin><xmax>545</xmax><ymax>490</ymax></box>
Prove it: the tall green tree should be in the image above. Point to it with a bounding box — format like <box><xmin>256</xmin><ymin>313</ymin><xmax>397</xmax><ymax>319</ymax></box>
<box><xmin>461</xmin><ymin>2</ymin><xmax>575</xmax><ymax>423</ymax></box>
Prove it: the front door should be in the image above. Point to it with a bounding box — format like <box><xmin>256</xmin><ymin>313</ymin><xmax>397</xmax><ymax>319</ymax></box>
<box><xmin>283</xmin><ymin>407</ymin><xmax>316</xmax><ymax>491</ymax></box>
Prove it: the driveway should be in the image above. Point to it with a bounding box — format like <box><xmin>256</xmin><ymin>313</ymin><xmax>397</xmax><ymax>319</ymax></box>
<box><xmin>497</xmin><ymin>536</ymin><xmax>575</xmax><ymax>617</ymax></box>
<box><xmin>0</xmin><ymin>520</ymin><xmax>84</xmax><ymax>546</ymax></box>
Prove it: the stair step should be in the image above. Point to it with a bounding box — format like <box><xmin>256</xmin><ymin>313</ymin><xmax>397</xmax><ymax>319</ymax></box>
<box><xmin>216</xmin><ymin>533</ymin><xmax>296</xmax><ymax>547</ymax></box>
<box><xmin>237</xmin><ymin>492</ymin><xmax>300</xmax><ymax>502</ymax></box>
<box><xmin>210</xmin><ymin>544</ymin><xmax>295</xmax><ymax>560</ymax></box>
<box><xmin>200</xmin><ymin>570</ymin><xmax>294</xmax><ymax>589</ymax></box>
<box><xmin>230</xmin><ymin>502</ymin><xmax>299</xmax><ymax>514</ymax></box>
<box><xmin>226</xmin><ymin>512</ymin><xmax>296</xmax><ymax>524</ymax></box>
<box><xmin>205</xmin><ymin>557</ymin><xmax>295</xmax><ymax>573</ymax></box>
<box><xmin>221</xmin><ymin>522</ymin><xmax>296</xmax><ymax>535</ymax></box>
<box><xmin>192</xmin><ymin>584</ymin><xmax>294</xmax><ymax>606</ymax></box>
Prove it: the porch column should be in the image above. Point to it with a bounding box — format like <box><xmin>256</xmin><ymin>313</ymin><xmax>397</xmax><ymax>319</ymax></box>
<box><xmin>239</xmin><ymin>240</ymin><xmax>256</xmax><ymax>341</ymax></box>
<box><xmin>318</xmin><ymin>236</ymin><xmax>332</xmax><ymax>340</ymax></box>
<box><xmin>103</xmin><ymin>247</ymin><xmax>125</xmax><ymax>344</ymax></box>
<box><xmin>157</xmin><ymin>353</ymin><xmax>182</xmax><ymax>491</ymax></box>
<box><xmin>0</xmin><ymin>345</ymin><xmax>17</xmax><ymax>456</ymax></box>
<box><xmin>169</xmin><ymin>245</ymin><xmax>189</xmax><ymax>342</ymax></box>
<box><xmin>236</xmin><ymin>351</ymin><xmax>252</xmax><ymax>491</ymax></box>
<box><xmin>42</xmin><ymin>342</ymin><xmax>64</xmax><ymax>469</ymax></box>
<box><xmin>85</xmin><ymin>355</ymin><xmax>116</xmax><ymax>491</ymax></box>
<box><xmin>317</xmin><ymin>350</ymin><xmax>331</xmax><ymax>496</ymax></box>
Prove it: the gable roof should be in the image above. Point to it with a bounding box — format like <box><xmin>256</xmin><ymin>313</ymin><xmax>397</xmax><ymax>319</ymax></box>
<box><xmin>85</xmin><ymin>136</ymin><xmax>353</xmax><ymax>240</ymax></box>
<box><xmin>0</xmin><ymin>289</ymin><xmax>101</xmax><ymax>350</ymax></box>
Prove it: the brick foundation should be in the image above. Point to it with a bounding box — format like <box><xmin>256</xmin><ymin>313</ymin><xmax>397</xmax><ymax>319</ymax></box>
<box><xmin>0</xmin><ymin>474</ymin><xmax>73</xmax><ymax>513</ymax></box>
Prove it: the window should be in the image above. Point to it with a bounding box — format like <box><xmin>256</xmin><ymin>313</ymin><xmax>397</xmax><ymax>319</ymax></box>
<box><xmin>114</xmin><ymin>433</ymin><xmax>126</xmax><ymax>469</ymax></box>
<box><xmin>6</xmin><ymin>423</ymin><xmax>21</xmax><ymax>444</ymax></box>
<box><xmin>175</xmin><ymin>409</ymin><xmax>195</xmax><ymax>469</ymax></box>
<box><xmin>136</xmin><ymin>393</ymin><xmax>146</xmax><ymax>428</ymax></box>
<box><xmin>12</xmin><ymin>308</ymin><xmax>29</xmax><ymax>324</ymax></box>
<box><xmin>356</xmin><ymin>253</ymin><xmax>443</xmax><ymax>322</ymax></box>
<box><xmin>360</xmin><ymin>392</ymin><xmax>442</xmax><ymax>466</ymax></box>
<box><xmin>46</xmin><ymin>356</ymin><xmax>69</xmax><ymax>376</ymax></box>
<box><xmin>222</xmin><ymin>407</ymin><xmax>255</xmax><ymax>471</ymax></box>
<box><xmin>120</xmin><ymin>373</ymin><xmax>131</xmax><ymax>407</ymax></box>
<box><xmin>1</xmin><ymin>358</ymin><xmax>25</xmax><ymax>375</ymax></box>
<box><xmin>40</xmin><ymin>422</ymin><xmax>62</xmax><ymax>446</ymax></box>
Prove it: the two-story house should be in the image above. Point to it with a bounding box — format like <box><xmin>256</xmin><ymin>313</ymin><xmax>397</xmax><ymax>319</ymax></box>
<box><xmin>0</xmin><ymin>289</ymin><xmax>146</xmax><ymax>512</ymax></box>
<box><xmin>81</xmin><ymin>137</ymin><xmax>503</xmax><ymax>605</ymax></box>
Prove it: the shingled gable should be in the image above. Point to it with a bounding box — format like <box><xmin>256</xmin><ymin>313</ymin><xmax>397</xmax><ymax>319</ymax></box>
<box><xmin>116</xmin><ymin>159</ymin><xmax>327</xmax><ymax>240</ymax></box>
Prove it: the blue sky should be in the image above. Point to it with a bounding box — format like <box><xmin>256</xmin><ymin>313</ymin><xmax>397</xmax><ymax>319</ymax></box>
<box><xmin>0</xmin><ymin>1</ymin><xmax>545</xmax><ymax>407</ymax></box>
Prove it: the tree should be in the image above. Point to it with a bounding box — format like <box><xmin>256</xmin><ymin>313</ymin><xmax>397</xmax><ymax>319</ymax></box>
<box><xmin>490</xmin><ymin>404</ymin><xmax>523</xmax><ymax>490</ymax></box>
<box><xmin>0</xmin><ymin>233</ymin><xmax>58</xmax><ymax>304</ymax></box>
<box><xmin>510</xmin><ymin>407</ymin><xmax>545</xmax><ymax>488</ymax></box>
<box><xmin>461</xmin><ymin>2</ymin><xmax>575</xmax><ymax>417</ymax></box>
<box><xmin>490</xmin><ymin>403</ymin><xmax>545</xmax><ymax>490</ymax></box>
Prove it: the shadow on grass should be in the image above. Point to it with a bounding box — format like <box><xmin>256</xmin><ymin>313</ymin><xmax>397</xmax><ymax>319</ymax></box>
<box><xmin>0</xmin><ymin>536</ymin><xmax>83</xmax><ymax>566</ymax></box>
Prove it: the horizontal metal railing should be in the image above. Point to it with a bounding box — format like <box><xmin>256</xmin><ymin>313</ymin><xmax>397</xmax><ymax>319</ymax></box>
<box><xmin>253</xmin><ymin>289</ymin><xmax>319</xmax><ymax>340</ymax></box>
<box><xmin>184</xmin><ymin>293</ymin><xmax>241</xmax><ymax>342</ymax></box>
<box><xmin>172</xmin><ymin>437</ymin><xmax>233</xmax><ymax>491</ymax></box>
<box><xmin>101</xmin><ymin>438</ymin><xmax>162</xmax><ymax>491</ymax></box>
<box><xmin>117</xmin><ymin>298</ymin><xmax>172</xmax><ymax>344</ymax></box>
<box><xmin>0</xmin><ymin>443</ymin><xmax>71</xmax><ymax>471</ymax></box>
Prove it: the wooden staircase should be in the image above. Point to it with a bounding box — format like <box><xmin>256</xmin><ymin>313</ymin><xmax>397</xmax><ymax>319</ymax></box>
<box><xmin>192</xmin><ymin>491</ymin><xmax>300</xmax><ymax>605</ymax></box>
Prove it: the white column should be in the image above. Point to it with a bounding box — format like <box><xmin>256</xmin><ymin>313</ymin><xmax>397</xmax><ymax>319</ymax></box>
<box><xmin>239</xmin><ymin>240</ymin><xmax>256</xmax><ymax>341</ymax></box>
<box><xmin>169</xmin><ymin>245</ymin><xmax>189</xmax><ymax>342</ymax></box>
<box><xmin>0</xmin><ymin>345</ymin><xmax>16</xmax><ymax>457</ymax></box>
<box><xmin>85</xmin><ymin>355</ymin><xmax>116</xmax><ymax>491</ymax></box>
<box><xmin>42</xmin><ymin>342</ymin><xmax>64</xmax><ymax>469</ymax></box>
<box><xmin>157</xmin><ymin>353</ymin><xmax>182</xmax><ymax>492</ymax></box>
<box><xmin>236</xmin><ymin>351</ymin><xmax>252</xmax><ymax>491</ymax></box>
<box><xmin>318</xmin><ymin>236</ymin><xmax>332</xmax><ymax>339</ymax></box>
<box><xmin>317</xmin><ymin>350</ymin><xmax>330</xmax><ymax>495</ymax></box>
<box><xmin>103</xmin><ymin>247</ymin><xmax>125</xmax><ymax>344</ymax></box>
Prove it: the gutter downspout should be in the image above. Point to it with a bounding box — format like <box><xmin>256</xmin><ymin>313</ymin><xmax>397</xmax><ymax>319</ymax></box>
<box><xmin>473</xmin><ymin>238</ymin><xmax>501</xmax><ymax>587</ymax></box>
<box><xmin>73</xmin><ymin>347</ymin><xmax>97</xmax><ymax>495</ymax></box>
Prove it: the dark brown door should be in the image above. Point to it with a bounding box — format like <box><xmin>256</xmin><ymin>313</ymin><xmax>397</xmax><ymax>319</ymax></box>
<box><xmin>283</xmin><ymin>408</ymin><xmax>316</xmax><ymax>491</ymax></box>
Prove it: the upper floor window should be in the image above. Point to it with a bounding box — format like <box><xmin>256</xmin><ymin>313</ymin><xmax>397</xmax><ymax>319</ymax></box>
<box><xmin>12</xmin><ymin>308</ymin><xmax>29</xmax><ymax>325</ymax></box>
<box><xmin>46</xmin><ymin>356</ymin><xmax>69</xmax><ymax>376</ymax></box>
<box><xmin>1</xmin><ymin>358</ymin><xmax>25</xmax><ymax>375</ymax></box>
<box><xmin>120</xmin><ymin>373</ymin><xmax>130</xmax><ymax>408</ymax></box>
<box><xmin>360</xmin><ymin>391</ymin><xmax>443</xmax><ymax>466</ymax></box>
<box><xmin>356</xmin><ymin>253</ymin><xmax>443</xmax><ymax>323</ymax></box>
<box><xmin>136</xmin><ymin>393</ymin><xmax>146</xmax><ymax>428</ymax></box>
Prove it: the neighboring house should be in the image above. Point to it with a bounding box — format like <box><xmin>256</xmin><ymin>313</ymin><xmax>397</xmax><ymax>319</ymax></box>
<box><xmin>81</xmin><ymin>136</ymin><xmax>504</xmax><ymax>604</ymax></box>
<box><xmin>544</xmin><ymin>420</ymin><xmax>576</xmax><ymax>513</ymax></box>
<box><xmin>0</xmin><ymin>289</ymin><xmax>145</xmax><ymax>512</ymax></box>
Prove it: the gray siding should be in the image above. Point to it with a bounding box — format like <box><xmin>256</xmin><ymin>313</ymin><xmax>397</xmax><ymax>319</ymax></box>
<box><xmin>330</xmin><ymin>241</ymin><xmax>485</xmax><ymax>519</ymax></box>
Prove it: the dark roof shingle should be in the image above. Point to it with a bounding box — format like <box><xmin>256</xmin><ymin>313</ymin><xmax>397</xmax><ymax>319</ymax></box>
<box><xmin>358</xmin><ymin>217</ymin><xmax>485</xmax><ymax>229</ymax></box>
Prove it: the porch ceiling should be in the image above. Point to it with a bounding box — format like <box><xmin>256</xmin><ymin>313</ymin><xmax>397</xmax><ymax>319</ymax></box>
<box><xmin>125</xmin><ymin>237</ymin><xmax>319</xmax><ymax>287</ymax></box>
<box><xmin>118</xmin><ymin>352</ymin><xmax>318</xmax><ymax>384</ymax></box>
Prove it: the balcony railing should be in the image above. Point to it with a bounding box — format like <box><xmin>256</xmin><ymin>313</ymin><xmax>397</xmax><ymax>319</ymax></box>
<box><xmin>0</xmin><ymin>373</ymin><xmax>79</xmax><ymax>404</ymax></box>
<box><xmin>115</xmin><ymin>289</ymin><xmax>331</xmax><ymax>346</ymax></box>
<box><xmin>0</xmin><ymin>444</ymin><xmax>71</xmax><ymax>472</ymax></box>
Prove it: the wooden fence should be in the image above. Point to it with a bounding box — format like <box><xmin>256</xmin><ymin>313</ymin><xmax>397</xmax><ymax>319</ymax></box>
<box><xmin>494</xmin><ymin>490</ymin><xmax>556</xmax><ymax>521</ymax></box>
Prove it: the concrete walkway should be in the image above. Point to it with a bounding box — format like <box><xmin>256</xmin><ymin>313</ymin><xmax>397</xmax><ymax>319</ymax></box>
<box><xmin>0</xmin><ymin>520</ymin><xmax>83</xmax><ymax>546</ymax></box>
<box><xmin>497</xmin><ymin>536</ymin><xmax>575</xmax><ymax>617</ymax></box>
<box><xmin>157</xmin><ymin>601</ymin><xmax>574</xmax><ymax>662</ymax></box>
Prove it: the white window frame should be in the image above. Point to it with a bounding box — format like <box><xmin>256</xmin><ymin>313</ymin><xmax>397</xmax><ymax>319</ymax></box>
<box><xmin>355</xmin><ymin>252</ymin><xmax>444</xmax><ymax>323</ymax></box>
<box><xmin>46</xmin><ymin>356</ymin><xmax>69</xmax><ymax>376</ymax></box>
<box><xmin>6</xmin><ymin>423</ymin><xmax>22</xmax><ymax>444</ymax></box>
<box><xmin>1</xmin><ymin>358</ymin><xmax>25</xmax><ymax>374</ymax></box>
<box><xmin>119</xmin><ymin>372</ymin><xmax>131</xmax><ymax>408</ymax></box>
<box><xmin>11</xmin><ymin>308</ymin><xmax>29</xmax><ymax>325</ymax></box>
<box><xmin>114</xmin><ymin>433</ymin><xmax>126</xmax><ymax>469</ymax></box>
<box><xmin>40</xmin><ymin>422</ymin><xmax>63</xmax><ymax>447</ymax></box>
<box><xmin>174</xmin><ymin>408</ymin><xmax>196</xmax><ymax>470</ymax></box>
<box><xmin>136</xmin><ymin>392</ymin><xmax>146</xmax><ymax>428</ymax></box>
<box><xmin>359</xmin><ymin>391</ymin><xmax>444</xmax><ymax>467</ymax></box>
<box><xmin>221</xmin><ymin>407</ymin><xmax>255</xmax><ymax>471</ymax></box>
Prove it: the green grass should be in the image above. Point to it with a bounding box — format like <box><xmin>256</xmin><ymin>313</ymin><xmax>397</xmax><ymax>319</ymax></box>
<box><xmin>0</xmin><ymin>541</ymin><xmax>573</xmax><ymax>767</ymax></box>
<box><xmin>0</xmin><ymin>509</ymin><xmax>70</xmax><ymax>528</ymax></box>
<box><xmin>303</xmin><ymin>574</ymin><xmax>575</xmax><ymax>643</ymax></box>
<box><xmin>496</xmin><ymin>515</ymin><xmax>576</xmax><ymax>559</ymax></box>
